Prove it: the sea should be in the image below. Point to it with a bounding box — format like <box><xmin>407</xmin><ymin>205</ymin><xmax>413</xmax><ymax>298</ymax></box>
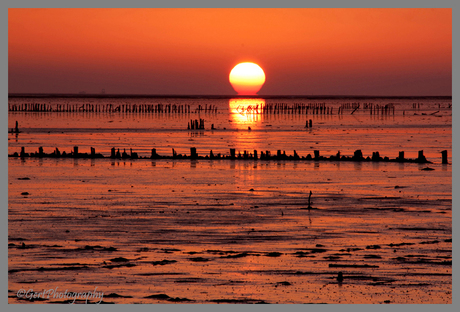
<box><xmin>8</xmin><ymin>95</ymin><xmax>452</xmax><ymax>304</ymax></box>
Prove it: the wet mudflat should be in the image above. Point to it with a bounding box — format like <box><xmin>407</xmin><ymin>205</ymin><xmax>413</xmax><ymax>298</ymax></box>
<box><xmin>8</xmin><ymin>158</ymin><xmax>451</xmax><ymax>304</ymax></box>
<box><xmin>8</xmin><ymin>96</ymin><xmax>451</xmax><ymax>304</ymax></box>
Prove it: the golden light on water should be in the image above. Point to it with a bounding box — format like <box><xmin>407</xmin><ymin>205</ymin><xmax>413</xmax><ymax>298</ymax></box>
<box><xmin>229</xmin><ymin>98</ymin><xmax>265</xmax><ymax>126</ymax></box>
<box><xmin>229</xmin><ymin>62</ymin><xmax>266</xmax><ymax>95</ymax></box>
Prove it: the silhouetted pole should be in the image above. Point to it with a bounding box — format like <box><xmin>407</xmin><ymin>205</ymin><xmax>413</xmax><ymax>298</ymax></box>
<box><xmin>441</xmin><ymin>150</ymin><xmax>448</xmax><ymax>164</ymax></box>
<box><xmin>417</xmin><ymin>150</ymin><xmax>426</xmax><ymax>162</ymax></box>
<box><xmin>314</xmin><ymin>150</ymin><xmax>320</xmax><ymax>160</ymax></box>
<box><xmin>190</xmin><ymin>147</ymin><xmax>197</xmax><ymax>159</ymax></box>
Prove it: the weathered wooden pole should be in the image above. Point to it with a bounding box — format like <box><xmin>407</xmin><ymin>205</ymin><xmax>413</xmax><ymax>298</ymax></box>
<box><xmin>417</xmin><ymin>150</ymin><xmax>426</xmax><ymax>162</ymax></box>
<box><xmin>441</xmin><ymin>150</ymin><xmax>448</xmax><ymax>164</ymax></box>
<box><xmin>73</xmin><ymin>146</ymin><xmax>79</xmax><ymax>157</ymax></box>
<box><xmin>190</xmin><ymin>147</ymin><xmax>197</xmax><ymax>159</ymax></box>
<box><xmin>353</xmin><ymin>150</ymin><xmax>363</xmax><ymax>160</ymax></box>
<box><xmin>294</xmin><ymin>150</ymin><xmax>299</xmax><ymax>159</ymax></box>
<box><xmin>314</xmin><ymin>150</ymin><xmax>320</xmax><ymax>160</ymax></box>
<box><xmin>230</xmin><ymin>148</ymin><xmax>236</xmax><ymax>159</ymax></box>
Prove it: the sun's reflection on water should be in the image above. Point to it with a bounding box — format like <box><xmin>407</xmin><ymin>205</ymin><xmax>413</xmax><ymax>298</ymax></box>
<box><xmin>228</xmin><ymin>98</ymin><xmax>266</xmax><ymax>154</ymax></box>
<box><xmin>229</xmin><ymin>98</ymin><xmax>265</xmax><ymax>128</ymax></box>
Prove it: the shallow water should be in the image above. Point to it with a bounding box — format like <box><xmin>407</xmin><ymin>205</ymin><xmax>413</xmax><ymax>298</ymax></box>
<box><xmin>8</xmin><ymin>96</ymin><xmax>452</xmax><ymax>304</ymax></box>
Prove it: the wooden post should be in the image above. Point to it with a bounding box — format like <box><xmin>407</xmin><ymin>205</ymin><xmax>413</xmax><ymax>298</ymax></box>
<box><xmin>210</xmin><ymin>150</ymin><xmax>214</xmax><ymax>159</ymax></box>
<box><xmin>441</xmin><ymin>150</ymin><xmax>448</xmax><ymax>164</ymax></box>
<box><xmin>111</xmin><ymin>147</ymin><xmax>116</xmax><ymax>158</ymax></box>
<box><xmin>20</xmin><ymin>147</ymin><xmax>25</xmax><ymax>157</ymax></box>
<box><xmin>398</xmin><ymin>151</ymin><xmax>404</xmax><ymax>161</ymax></box>
<box><xmin>91</xmin><ymin>147</ymin><xmax>95</xmax><ymax>157</ymax></box>
<box><xmin>73</xmin><ymin>146</ymin><xmax>79</xmax><ymax>156</ymax></box>
<box><xmin>372</xmin><ymin>151</ymin><xmax>380</xmax><ymax>161</ymax></box>
<box><xmin>230</xmin><ymin>148</ymin><xmax>236</xmax><ymax>159</ymax></box>
<box><xmin>309</xmin><ymin>119</ymin><xmax>312</xmax><ymax>128</ymax></box>
<box><xmin>151</xmin><ymin>148</ymin><xmax>157</xmax><ymax>159</ymax></box>
<box><xmin>417</xmin><ymin>150</ymin><xmax>426</xmax><ymax>162</ymax></box>
<box><xmin>353</xmin><ymin>150</ymin><xmax>363</xmax><ymax>160</ymax></box>
<box><xmin>294</xmin><ymin>150</ymin><xmax>299</xmax><ymax>159</ymax></box>
<box><xmin>254</xmin><ymin>150</ymin><xmax>258</xmax><ymax>160</ymax></box>
<box><xmin>190</xmin><ymin>147</ymin><xmax>197</xmax><ymax>159</ymax></box>
<box><xmin>277</xmin><ymin>150</ymin><xmax>282</xmax><ymax>158</ymax></box>
<box><xmin>314</xmin><ymin>150</ymin><xmax>320</xmax><ymax>160</ymax></box>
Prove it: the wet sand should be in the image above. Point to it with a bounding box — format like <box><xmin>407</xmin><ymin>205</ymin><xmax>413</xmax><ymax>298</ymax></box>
<box><xmin>8</xmin><ymin>97</ymin><xmax>451</xmax><ymax>304</ymax></box>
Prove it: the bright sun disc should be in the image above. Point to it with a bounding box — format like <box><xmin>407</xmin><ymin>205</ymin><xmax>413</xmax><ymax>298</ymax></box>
<box><xmin>229</xmin><ymin>62</ymin><xmax>266</xmax><ymax>95</ymax></box>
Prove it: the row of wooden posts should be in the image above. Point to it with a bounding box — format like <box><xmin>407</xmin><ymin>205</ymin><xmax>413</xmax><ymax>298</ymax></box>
<box><xmin>9</xmin><ymin>102</ymin><xmax>398</xmax><ymax>116</ymax></box>
<box><xmin>9</xmin><ymin>101</ymin><xmax>452</xmax><ymax>115</ymax></box>
<box><xmin>8</xmin><ymin>103</ymin><xmax>219</xmax><ymax>114</ymax></box>
<box><xmin>10</xmin><ymin>146</ymin><xmax>449</xmax><ymax>164</ymax></box>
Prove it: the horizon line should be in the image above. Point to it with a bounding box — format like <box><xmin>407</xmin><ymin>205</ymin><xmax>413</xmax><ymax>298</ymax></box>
<box><xmin>7</xmin><ymin>93</ymin><xmax>452</xmax><ymax>99</ymax></box>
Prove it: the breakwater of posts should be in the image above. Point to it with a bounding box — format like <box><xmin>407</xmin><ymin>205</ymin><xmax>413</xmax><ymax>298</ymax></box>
<box><xmin>8</xmin><ymin>100</ymin><xmax>452</xmax><ymax>115</ymax></box>
<box><xmin>7</xmin><ymin>103</ymin><xmax>218</xmax><ymax>114</ymax></box>
<box><xmin>7</xmin><ymin>102</ymin><xmax>399</xmax><ymax>115</ymax></box>
<box><xmin>9</xmin><ymin>146</ymin><xmax>450</xmax><ymax>164</ymax></box>
<box><xmin>258</xmin><ymin>102</ymin><xmax>395</xmax><ymax>116</ymax></box>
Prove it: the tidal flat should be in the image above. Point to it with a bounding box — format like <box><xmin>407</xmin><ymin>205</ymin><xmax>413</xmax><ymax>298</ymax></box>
<box><xmin>8</xmin><ymin>96</ymin><xmax>452</xmax><ymax>304</ymax></box>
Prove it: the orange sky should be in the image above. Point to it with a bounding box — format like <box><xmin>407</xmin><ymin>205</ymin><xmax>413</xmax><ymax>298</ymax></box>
<box><xmin>8</xmin><ymin>8</ymin><xmax>452</xmax><ymax>96</ymax></box>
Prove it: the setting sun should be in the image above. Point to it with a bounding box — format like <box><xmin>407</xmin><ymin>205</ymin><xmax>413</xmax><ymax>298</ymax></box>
<box><xmin>229</xmin><ymin>62</ymin><xmax>266</xmax><ymax>95</ymax></box>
